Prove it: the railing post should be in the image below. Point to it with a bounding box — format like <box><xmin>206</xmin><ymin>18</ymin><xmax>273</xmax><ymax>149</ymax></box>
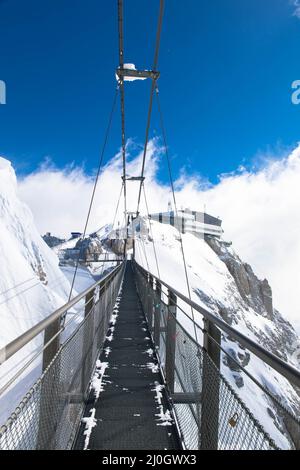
<box><xmin>200</xmin><ymin>319</ymin><xmax>221</xmax><ymax>450</ymax></box>
<box><xmin>154</xmin><ymin>280</ymin><xmax>161</xmax><ymax>346</ymax></box>
<box><xmin>42</xmin><ymin>319</ymin><xmax>61</xmax><ymax>371</ymax></box>
<box><xmin>165</xmin><ymin>290</ymin><xmax>177</xmax><ymax>394</ymax></box>
<box><xmin>81</xmin><ymin>288</ymin><xmax>96</xmax><ymax>396</ymax></box>
<box><xmin>85</xmin><ymin>289</ymin><xmax>95</xmax><ymax>317</ymax></box>
<box><xmin>147</xmin><ymin>274</ymin><xmax>154</xmax><ymax>329</ymax></box>
<box><xmin>38</xmin><ymin>316</ymin><xmax>62</xmax><ymax>449</ymax></box>
<box><xmin>139</xmin><ymin>272</ymin><xmax>145</xmax><ymax>310</ymax></box>
<box><xmin>138</xmin><ymin>269</ymin><xmax>144</xmax><ymax>306</ymax></box>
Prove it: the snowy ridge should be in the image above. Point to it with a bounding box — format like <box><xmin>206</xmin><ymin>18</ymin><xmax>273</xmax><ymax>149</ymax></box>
<box><xmin>0</xmin><ymin>157</ymin><xmax>71</xmax><ymax>424</ymax></box>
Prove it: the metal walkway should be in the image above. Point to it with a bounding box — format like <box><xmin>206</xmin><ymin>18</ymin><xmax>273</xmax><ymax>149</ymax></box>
<box><xmin>75</xmin><ymin>261</ymin><xmax>181</xmax><ymax>450</ymax></box>
<box><xmin>1</xmin><ymin>261</ymin><xmax>300</xmax><ymax>450</ymax></box>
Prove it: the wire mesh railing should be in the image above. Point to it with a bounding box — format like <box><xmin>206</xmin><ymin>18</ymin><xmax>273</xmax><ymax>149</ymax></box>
<box><xmin>1</xmin><ymin>258</ymin><xmax>299</xmax><ymax>450</ymax></box>
<box><xmin>133</xmin><ymin>261</ymin><xmax>300</xmax><ymax>450</ymax></box>
<box><xmin>0</xmin><ymin>263</ymin><xmax>124</xmax><ymax>450</ymax></box>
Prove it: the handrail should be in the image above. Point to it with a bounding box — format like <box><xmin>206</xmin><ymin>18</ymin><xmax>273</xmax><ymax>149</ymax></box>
<box><xmin>0</xmin><ymin>262</ymin><xmax>124</xmax><ymax>365</ymax></box>
<box><xmin>133</xmin><ymin>260</ymin><xmax>300</xmax><ymax>389</ymax></box>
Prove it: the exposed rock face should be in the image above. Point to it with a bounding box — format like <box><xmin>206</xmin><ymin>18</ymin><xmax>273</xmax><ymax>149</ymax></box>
<box><xmin>104</xmin><ymin>237</ymin><xmax>133</xmax><ymax>255</ymax></box>
<box><xmin>75</xmin><ymin>237</ymin><xmax>103</xmax><ymax>261</ymax></box>
<box><xmin>206</xmin><ymin>237</ymin><xmax>274</xmax><ymax>320</ymax></box>
<box><xmin>43</xmin><ymin>233</ymin><xmax>65</xmax><ymax>248</ymax></box>
<box><xmin>260</xmin><ymin>278</ymin><xmax>273</xmax><ymax>319</ymax></box>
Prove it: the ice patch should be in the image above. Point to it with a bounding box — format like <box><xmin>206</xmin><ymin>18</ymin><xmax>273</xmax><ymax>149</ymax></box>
<box><xmin>147</xmin><ymin>362</ymin><xmax>159</xmax><ymax>373</ymax></box>
<box><xmin>81</xmin><ymin>408</ymin><xmax>97</xmax><ymax>450</ymax></box>
<box><xmin>152</xmin><ymin>382</ymin><xmax>174</xmax><ymax>427</ymax></box>
<box><xmin>144</xmin><ymin>348</ymin><xmax>154</xmax><ymax>358</ymax></box>
<box><xmin>106</xmin><ymin>326</ymin><xmax>115</xmax><ymax>342</ymax></box>
<box><xmin>104</xmin><ymin>347</ymin><xmax>111</xmax><ymax>358</ymax></box>
<box><xmin>155</xmin><ymin>409</ymin><xmax>173</xmax><ymax>427</ymax></box>
<box><xmin>90</xmin><ymin>361</ymin><xmax>109</xmax><ymax>400</ymax></box>
<box><xmin>110</xmin><ymin>313</ymin><xmax>118</xmax><ymax>325</ymax></box>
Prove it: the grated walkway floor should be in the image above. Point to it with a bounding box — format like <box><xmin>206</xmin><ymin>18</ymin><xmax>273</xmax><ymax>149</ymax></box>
<box><xmin>75</xmin><ymin>261</ymin><xmax>181</xmax><ymax>450</ymax></box>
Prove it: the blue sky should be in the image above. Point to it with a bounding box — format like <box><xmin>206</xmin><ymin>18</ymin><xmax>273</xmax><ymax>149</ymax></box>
<box><xmin>1</xmin><ymin>0</ymin><xmax>300</xmax><ymax>182</ymax></box>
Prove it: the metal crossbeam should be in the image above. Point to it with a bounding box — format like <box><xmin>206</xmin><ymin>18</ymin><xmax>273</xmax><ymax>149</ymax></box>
<box><xmin>171</xmin><ymin>393</ymin><xmax>202</xmax><ymax>404</ymax></box>
<box><xmin>116</xmin><ymin>68</ymin><xmax>160</xmax><ymax>80</ymax></box>
<box><xmin>84</xmin><ymin>259</ymin><xmax>123</xmax><ymax>263</ymax></box>
<box><xmin>122</xmin><ymin>175</ymin><xmax>145</xmax><ymax>182</ymax></box>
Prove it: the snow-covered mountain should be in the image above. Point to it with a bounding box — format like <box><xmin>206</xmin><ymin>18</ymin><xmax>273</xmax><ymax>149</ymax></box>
<box><xmin>1</xmin><ymin>154</ymin><xmax>299</xmax><ymax>448</ymax></box>
<box><xmin>0</xmin><ymin>157</ymin><xmax>71</xmax><ymax>424</ymax></box>
<box><xmin>134</xmin><ymin>217</ymin><xmax>300</xmax><ymax>449</ymax></box>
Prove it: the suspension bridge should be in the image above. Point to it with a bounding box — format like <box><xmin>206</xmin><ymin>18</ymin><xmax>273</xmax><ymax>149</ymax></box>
<box><xmin>0</xmin><ymin>0</ymin><xmax>300</xmax><ymax>451</ymax></box>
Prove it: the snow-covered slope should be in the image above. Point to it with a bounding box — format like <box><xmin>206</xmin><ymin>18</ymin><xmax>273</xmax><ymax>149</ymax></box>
<box><xmin>0</xmin><ymin>157</ymin><xmax>71</xmax><ymax>424</ymax></box>
<box><xmin>134</xmin><ymin>217</ymin><xmax>300</xmax><ymax>449</ymax></box>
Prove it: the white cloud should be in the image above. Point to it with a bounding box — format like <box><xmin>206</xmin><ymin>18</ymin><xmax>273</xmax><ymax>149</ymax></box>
<box><xmin>17</xmin><ymin>139</ymin><xmax>165</xmax><ymax>237</ymax></box>
<box><xmin>292</xmin><ymin>0</ymin><xmax>300</xmax><ymax>18</ymax></box>
<box><xmin>17</xmin><ymin>139</ymin><xmax>300</xmax><ymax>333</ymax></box>
<box><xmin>182</xmin><ymin>147</ymin><xmax>300</xmax><ymax>334</ymax></box>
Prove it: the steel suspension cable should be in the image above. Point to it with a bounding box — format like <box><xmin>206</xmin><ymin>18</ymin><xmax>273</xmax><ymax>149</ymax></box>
<box><xmin>155</xmin><ymin>86</ymin><xmax>200</xmax><ymax>345</ymax></box>
<box><xmin>0</xmin><ymin>277</ymin><xmax>36</xmax><ymax>297</ymax></box>
<box><xmin>67</xmin><ymin>86</ymin><xmax>119</xmax><ymax>304</ymax></box>
<box><xmin>142</xmin><ymin>185</ymin><xmax>161</xmax><ymax>278</ymax></box>
<box><xmin>0</xmin><ymin>274</ymin><xmax>66</xmax><ymax>308</ymax></box>
<box><xmin>139</xmin><ymin>233</ymin><xmax>150</xmax><ymax>272</ymax></box>
<box><xmin>112</xmin><ymin>183</ymin><xmax>124</xmax><ymax>230</ymax></box>
<box><xmin>117</xmin><ymin>0</ymin><xmax>127</xmax><ymax>252</ymax></box>
<box><xmin>99</xmin><ymin>182</ymin><xmax>124</xmax><ymax>277</ymax></box>
<box><xmin>136</xmin><ymin>0</ymin><xmax>164</xmax><ymax>215</ymax></box>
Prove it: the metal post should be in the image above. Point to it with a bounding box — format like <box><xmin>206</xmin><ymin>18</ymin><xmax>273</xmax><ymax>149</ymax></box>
<box><xmin>109</xmin><ymin>276</ymin><xmax>114</xmax><ymax>321</ymax></box>
<box><xmin>85</xmin><ymin>289</ymin><xmax>95</xmax><ymax>317</ymax></box>
<box><xmin>165</xmin><ymin>290</ymin><xmax>177</xmax><ymax>393</ymax></box>
<box><xmin>200</xmin><ymin>319</ymin><xmax>221</xmax><ymax>450</ymax></box>
<box><xmin>154</xmin><ymin>280</ymin><xmax>161</xmax><ymax>346</ymax></box>
<box><xmin>147</xmin><ymin>274</ymin><xmax>154</xmax><ymax>328</ymax></box>
<box><xmin>38</xmin><ymin>317</ymin><xmax>62</xmax><ymax>449</ymax></box>
<box><xmin>105</xmin><ymin>277</ymin><xmax>111</xmax><ymax>320</ymax></box>
<box><xmin>42</xmin><ymin>319</ymin><xmax>61</xmax><ymax>371</ymax></box>
<box><xmin>140</xmin><ymin>273</ymin><xmax>146</xmax><ymax>311</ymax></box>
<box><xmin>81</xmin><ymin>288</ymin><xmax>95</xmax><ymax>397</ymax></box>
